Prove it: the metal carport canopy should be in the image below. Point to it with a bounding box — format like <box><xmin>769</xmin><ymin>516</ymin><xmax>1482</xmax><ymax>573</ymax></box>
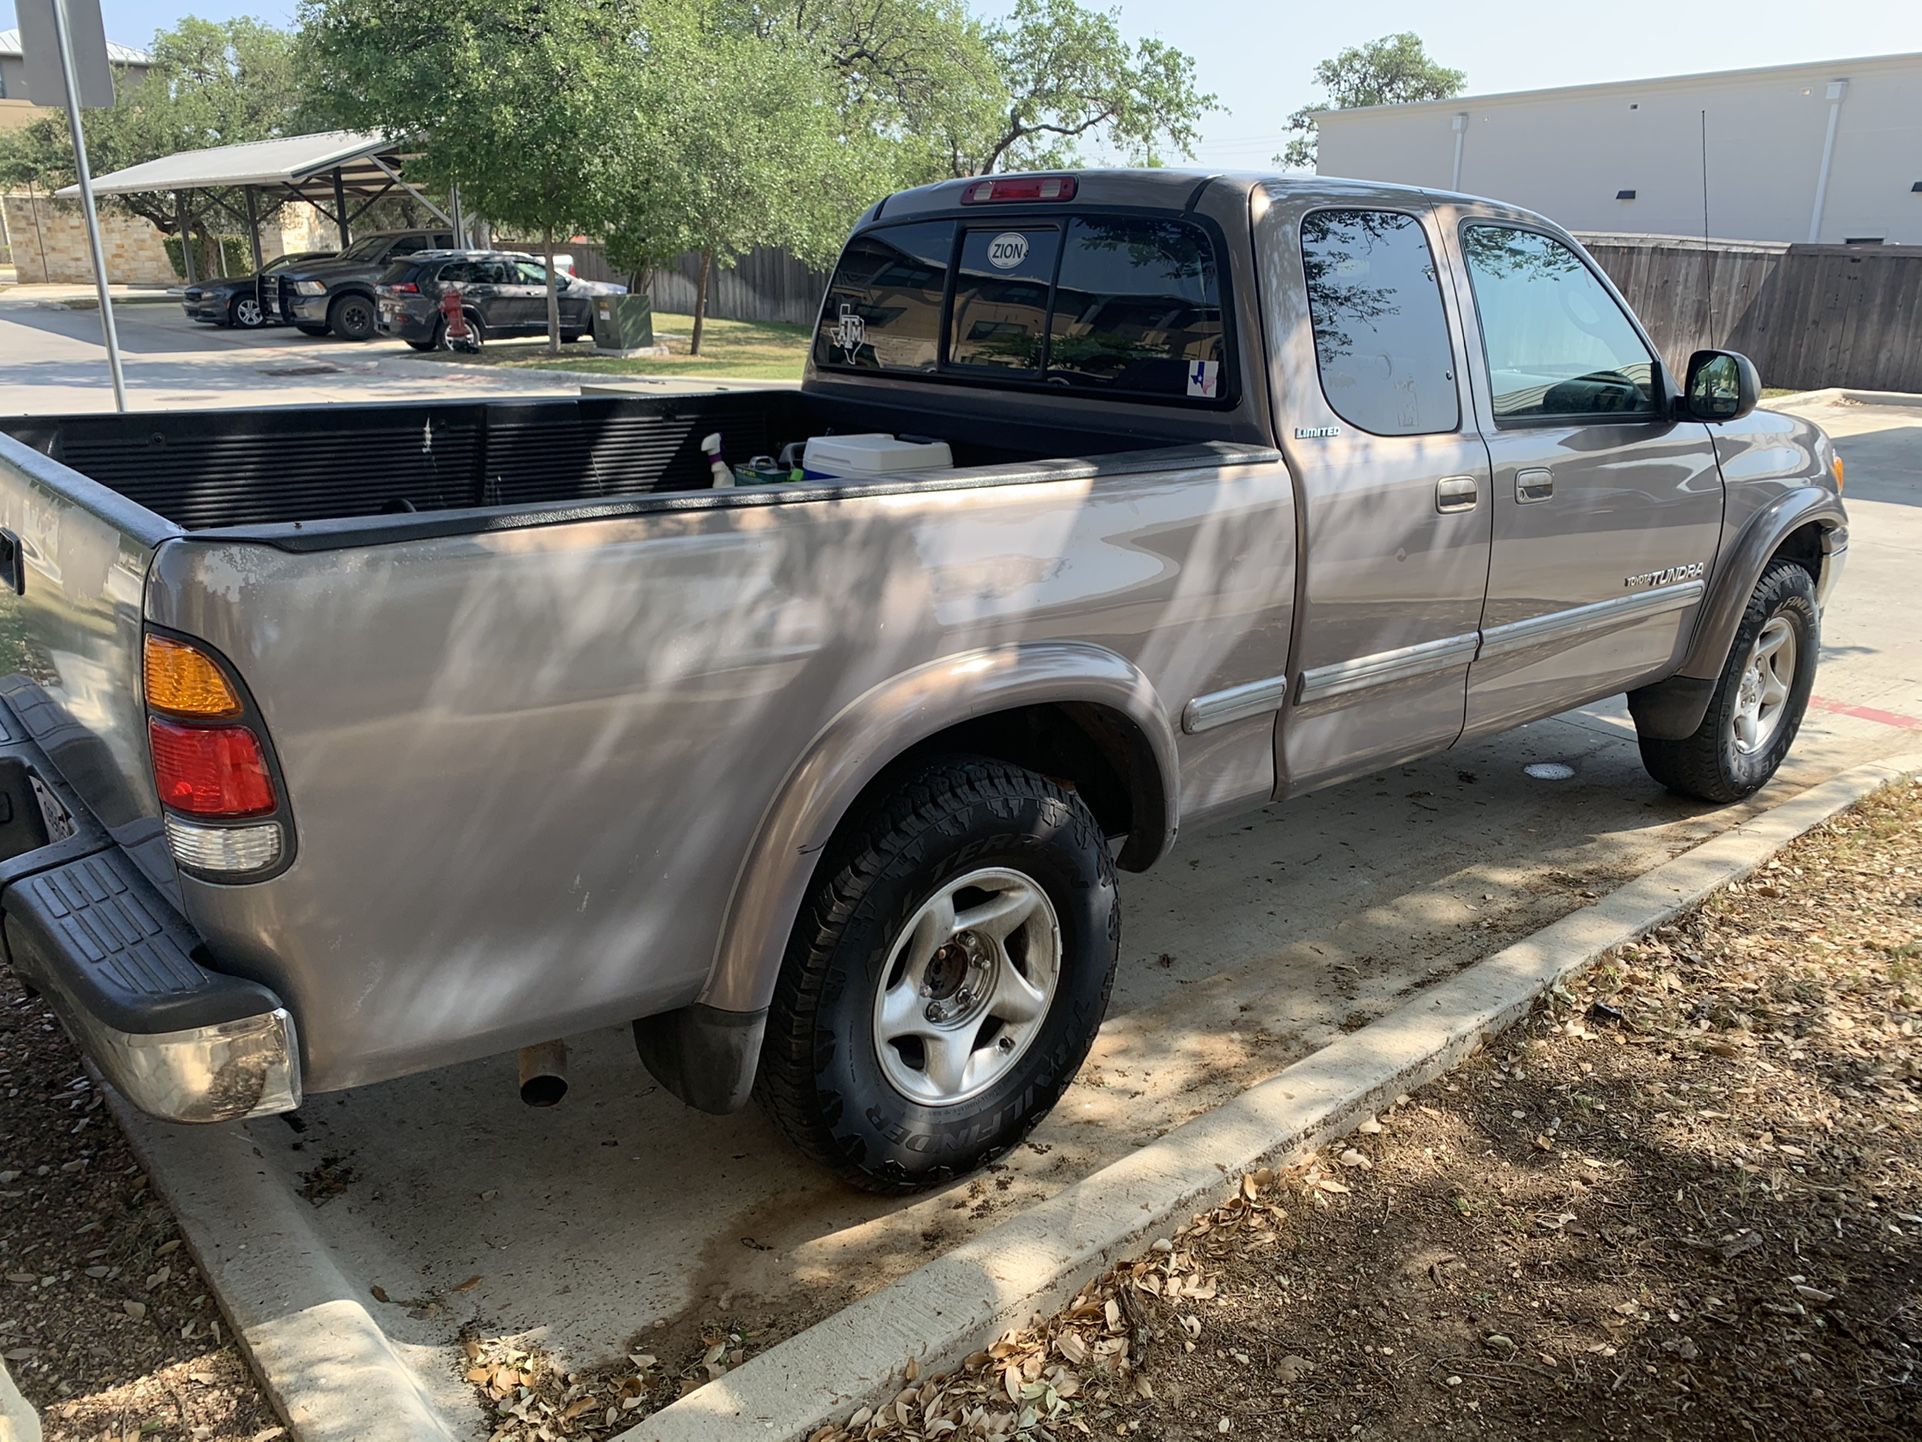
<box><xmin>56</xmin><ymin>129</ymin><xmax>453</xmax><ymax>285</ymax></box>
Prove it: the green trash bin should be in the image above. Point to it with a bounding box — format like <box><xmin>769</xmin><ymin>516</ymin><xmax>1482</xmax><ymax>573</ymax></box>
<box><xmin>591</xmin><ymin>293</ymin><xmax>656</xmax><ymax>351</ymax></box>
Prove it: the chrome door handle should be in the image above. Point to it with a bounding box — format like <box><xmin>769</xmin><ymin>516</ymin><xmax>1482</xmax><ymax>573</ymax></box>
<box><xmin>1516</xmin><ymin>468</ymin><xmax>1555</xmax><ymax>503</ymax></box>
<box><xmin>1435</xmin><ymin>475</ymin><xmax>1479</xmax><ymax>513</ymax></box>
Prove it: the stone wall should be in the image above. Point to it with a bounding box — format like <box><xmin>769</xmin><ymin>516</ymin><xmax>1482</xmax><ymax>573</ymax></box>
<box><xmin>1</xmin><ymin>191</ymin><xmax>176</xmax><ymax>285</ymax></box>
<box><xmin>0</xmin><ymin>192</ymin><xmax>344</xmax><ymax>285</ymax></box>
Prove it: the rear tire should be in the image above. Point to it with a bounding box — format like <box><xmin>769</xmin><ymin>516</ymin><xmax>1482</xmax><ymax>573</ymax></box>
<box><xmin>1636</xmin><ymin>560</ymin><xmax>1818</xmax><ymax>802</ymax></box>
<box><xmin>756</xmin><ymin>756</ymin><xmax>1119</xmax><ymax>1193</ymax></box>
<box><xmin>405</xmin><ymin>338</ymin><xmax>437</xmax><ymax>352</ymax></box>
<box><xmin>327</xmin><ymin>293</ymin><xmax>377</xmax><ymax>342</ymax></box>
<box><xmin>294</xmin><ymin>322</ymin><xmax>330</xmax><ymax>337</ymax></box>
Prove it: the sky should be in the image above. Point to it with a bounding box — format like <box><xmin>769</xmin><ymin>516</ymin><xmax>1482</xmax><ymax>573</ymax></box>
<box><xmin>12</xmin><ymin>0</ymin><xmax>1922</xmax><ymax>166</ymax></box>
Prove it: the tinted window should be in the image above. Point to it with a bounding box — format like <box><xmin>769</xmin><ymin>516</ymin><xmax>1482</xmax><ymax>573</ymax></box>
<box><xmin>814</xmin><ymin>221</ymin><xmax>954</xmax><ymax>372</ymax></box>
<box><xmin>948</xmin><ymin>226</ymin><xmax>1061</xmax><ymax>374</ymax></box>
<box><xmin>1300</xmin><ymin>210</ymin><xmax>1458</xmax><ymax>435</ymax></box>
<box><xmin>1462</xmin><ymin>226</ymin><xmax>1656</xmax><ymax>420</ymax></box>
<box><xmin>1047</xmin><ymin>219</ymin><xmax>1224</xmax><ymax>398</ymax></box>
<box><xmin>437</xmin><ymin>261</ymin><xmax>482</xmax><ymax>285</ymax></box>
<box><xmin>375</xmin><ymin>261</ymin><xmax>416</xmax><ymax>285</ymax></box>
<box><xmin>512</xmin><ymin>260</ymin><xmax>551</xmax><ymax>285</ymax></box>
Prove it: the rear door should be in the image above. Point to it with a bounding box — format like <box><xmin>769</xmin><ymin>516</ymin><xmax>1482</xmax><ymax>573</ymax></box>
<box><xmin>1446</xmin><ymin>219</ymin><xmax>1724</xmax><ymax>737</ymax></box>
<box><xmin>1262</xmin><ymin>196</ymin><xmax>1494</xmax><ymax>793</ymax></box>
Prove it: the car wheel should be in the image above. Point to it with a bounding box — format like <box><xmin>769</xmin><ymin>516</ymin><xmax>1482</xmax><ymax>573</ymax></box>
<box><xmin>229</xmin><ymin>294</ymin><xmax>267</xmax><ymax>329</ymax></box>
<box><xmin>1636</xmin><ymin>559</ymin><xmax>1819</xmax><ymax>803</ymax></box>
<box><xmin>405</xmin><ymin>338</ymin><xmax>437</xmax><ymax>352</ymax></box>
<box><xmin>294</xmin><ymin>323</ymin><xmax>330</xmax><ymax>337</ymax></box>
<box><xmin>560</xmin><ymin>331</ymin><xmax>584</xmax><ymax>345</ymax></box>
<box><xmin>327</xmin><ymin>293</ymin><xmax>377</xmax><ymax>342</ymax></box>
<box><xmin>756</xmin><ymin>756</ymin><xmax>1119</xmax><ymax>1193</ymax></box>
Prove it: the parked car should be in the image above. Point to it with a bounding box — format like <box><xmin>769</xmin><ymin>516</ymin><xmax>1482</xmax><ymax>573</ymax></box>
<box><xmin>273</xmin><ymin>228</ymin><xmax>455</xmax><ymax>340</ymax></box>
<box><xmin>374</xmin><ymin>250</ymin><xmax>611</xmax><ymax>350</ymax></box>
<box><xmin>0</xmin><ymin>171</ymin><xmax>1847</xmax><ymax>1194</ymax></box>
<box><xmin>180</xmin><ymin>251</ymin><xmax>336</xmax><ymax>330</ymax></box>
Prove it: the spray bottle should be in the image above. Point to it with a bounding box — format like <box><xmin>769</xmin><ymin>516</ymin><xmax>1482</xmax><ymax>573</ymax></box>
<box><xmin>700</xmin><ymin>433</ymin><xmax>734</xmax><ymax>489</ymax></box>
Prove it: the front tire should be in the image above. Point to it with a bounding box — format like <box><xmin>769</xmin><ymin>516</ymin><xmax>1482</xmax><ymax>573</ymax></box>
<box><xmin>756</xmin><ymin>757</ymin><xmax>1119</xmax><ymax>1193</ymax></box>
<box><xmin>327</xmin><ymin>293</ymin><xmax>377</xmax><ymax>342</ymax></box>
<box><xmin>229</xmin><ymin>294</ymin><xmax>267</xmax><ymax>329</ymax></box>
<box><xmin>1637</xmin><ymin>559</ymin><xmax>1818</xmax><ymax>802</ymax></box>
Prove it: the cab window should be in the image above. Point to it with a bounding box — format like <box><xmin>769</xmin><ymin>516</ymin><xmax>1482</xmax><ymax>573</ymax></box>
<box><xmin>1300</xmin><ymin>209</ymin><xmax>1459</xmax><ymax>435</ymax></box>
<box><xmin>1461</xmin><ymin>226</ymin><xmax>1657</xmax><ymax>421</ymax></box>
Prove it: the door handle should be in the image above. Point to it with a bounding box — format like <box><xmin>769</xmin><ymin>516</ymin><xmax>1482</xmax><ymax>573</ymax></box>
<box><xmin>1435</xmin><ymin>475</ymin><xmax>1479</xmax><ymax>513</ymax></box>
<box><xmin>1515</xmin><ymin>467</ymin><xmax>1555</xmax><ymax>504</ymax></box>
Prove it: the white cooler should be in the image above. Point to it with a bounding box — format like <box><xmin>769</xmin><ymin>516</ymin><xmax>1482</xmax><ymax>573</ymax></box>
<box><xmin>802</xmin><ymin>434</ymin><xmax>954</xmax><ymax>480</ymax></box>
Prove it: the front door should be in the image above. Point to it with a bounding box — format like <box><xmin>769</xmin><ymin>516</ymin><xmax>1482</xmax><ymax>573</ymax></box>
<box><xmin>1448</xmin><ymin>220</ymin><xmax>1725</xmax><ymax>738</ymax></box>
<box><xmin>1271</xmin><ymin>201</ymin><xmax>1495</xmax><ymax>793</ymax></box>
<box><xmin>499</xmin><ymin>259</ymin><xmax>556</xmax><ymax>334</ymax></box>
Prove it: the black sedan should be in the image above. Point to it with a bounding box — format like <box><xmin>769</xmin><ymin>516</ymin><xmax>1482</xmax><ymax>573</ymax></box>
<box><xmin>180</xmin><ymin>251</ymin><xmax>336</xmax><ymax>329</ymax></box>
<box><xmin>374</xmin><ymin>251</ymin><xmax>619</xmax><ymax>350</ymax></box>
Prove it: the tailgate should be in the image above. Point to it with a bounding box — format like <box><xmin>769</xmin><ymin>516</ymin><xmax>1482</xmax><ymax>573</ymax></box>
<box><xmin>0</xmin><ymin>429</ymin><xmax>183</xmax><ymax>897</ymax></box>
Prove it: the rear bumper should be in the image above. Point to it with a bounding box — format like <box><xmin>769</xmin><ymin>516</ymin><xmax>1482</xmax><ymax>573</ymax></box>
<box><xmin>0</xmin><ymin>698</ymin><xmax>299</xmax><ymax>1123</ymax></box>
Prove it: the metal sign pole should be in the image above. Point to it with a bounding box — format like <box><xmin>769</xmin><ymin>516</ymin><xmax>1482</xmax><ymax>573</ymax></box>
<box><xmin>49</xmin><ymin>0</ymin><xmax>127</xmax><ymax>412</ymax></box>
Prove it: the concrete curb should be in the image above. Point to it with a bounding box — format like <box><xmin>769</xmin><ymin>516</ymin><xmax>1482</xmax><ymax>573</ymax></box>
<box><xmin>626</xmin><ymin>752</ymin><xmax>1922</xmax><ymax>1442</ymax></box>
<box><xmin>0</xmin><ymin>1357</ymin><xmax>41</xmax><ymax>1442</ymax></box>
<box><xmin>107</xmin><ymin>1099</ymin><xmax>469</xmax><ymax>1442</ymax></box>
<box><xmin>1769</xmin><ymin>386</ymin><xmax>1922</xmax><ymax>410</ymax></box>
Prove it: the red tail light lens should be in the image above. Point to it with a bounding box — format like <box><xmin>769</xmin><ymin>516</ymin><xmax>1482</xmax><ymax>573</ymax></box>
<box><xmin>385</xmin><ymin>281</ymin><xmax>419</xmax><ymax>294</ymax></box>
<box><xmin>960</xmin><ymin>176</ymin><xmax>1077</xmax><ymax>205</ymax></box>
<box><xmin>149</xmin><ymin>719</ymin><xmax>276</xmax><ymax>818</ymax></box>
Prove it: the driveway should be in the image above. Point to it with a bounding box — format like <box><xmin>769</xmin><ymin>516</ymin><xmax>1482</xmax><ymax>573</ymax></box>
<box><xmin>99</xmin><ymin>377</ymin><xmax>1922</xmax><ymax>1435</ymax></box>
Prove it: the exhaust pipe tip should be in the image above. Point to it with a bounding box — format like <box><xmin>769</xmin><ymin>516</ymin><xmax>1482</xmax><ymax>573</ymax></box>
<box><xmin>517</xmin><ymin>1040</ymin><xmax>569</xmax><ymax>1108</ymax></box>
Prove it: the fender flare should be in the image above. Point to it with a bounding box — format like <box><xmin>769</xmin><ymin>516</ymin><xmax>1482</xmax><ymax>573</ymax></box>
<box><xmin>697</xmin><ymin>641</ymin><xmax>1181</xmax><ymax>1017</ymax></box>
<box><xmin>1630</xmin><ymin>490</ymin><xmax>1846</xmax><ymax>740</ymax></box>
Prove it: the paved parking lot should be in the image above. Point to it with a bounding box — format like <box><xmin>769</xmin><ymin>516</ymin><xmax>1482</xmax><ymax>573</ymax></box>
<box><xmin>0</xmin><ymin>287</ymin><xmax>586</xmax><ymax>412</ymax></box>
<box><xmin>69</xmin><ymin>347</ymin><xmax>1916</xmax><ymax>1436</ymax></box>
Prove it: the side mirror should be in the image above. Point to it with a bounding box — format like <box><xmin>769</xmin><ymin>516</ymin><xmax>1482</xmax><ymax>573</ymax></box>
<box><xmin>1682</xmin><ymin>349</ymin><xmax>1760</xmax><ymax>423</ymax></box>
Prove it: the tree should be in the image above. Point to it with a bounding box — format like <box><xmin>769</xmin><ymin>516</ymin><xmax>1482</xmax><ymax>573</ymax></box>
<box><xmin>602</xmin><ymin>7</ymin><xmax>882</xmax><ymax>353</ymax></box>
<box><xmin>300</xmin><ymin>0</ymin><xmax>669</xmax><ymax>353</ymax></box>
<box><xmin>959</xmin><ymin>0</ymin><xmax>1213</xmax><ymax>177</ymax></box>
<box><xmin>1277</xmin><ymin>32</ymin><xmax>1464</xmax><ymax>170</ymax></box>
<box><xmin>0</xmin><ymin>17</ymin><xmax>301</xmax><ymax>266</ymax></box>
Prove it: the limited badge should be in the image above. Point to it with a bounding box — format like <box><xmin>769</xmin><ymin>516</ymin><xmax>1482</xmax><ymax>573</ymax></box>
<box><xmin>1186</xmin><ymin>360</ymin><xmax>1219</xmax><ymax>398</ymax></box>
<box><xmin>986</xmin><ymin>232</ymin><xmax>1030</xmax><ymax>270</ymax></box>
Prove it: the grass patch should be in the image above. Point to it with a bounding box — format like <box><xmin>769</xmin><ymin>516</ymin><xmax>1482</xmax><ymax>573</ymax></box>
<box><xmin>447</xmin><ymin>311</ymin><xmax>810</xmax><ymax>381</ymax></box>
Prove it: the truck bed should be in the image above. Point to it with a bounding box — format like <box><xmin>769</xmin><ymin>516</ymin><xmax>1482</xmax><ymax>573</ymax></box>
<box><xmin>0</xmin><ymin>389</ymin><xmax>1211</xmax><ymax>535</ymax></box>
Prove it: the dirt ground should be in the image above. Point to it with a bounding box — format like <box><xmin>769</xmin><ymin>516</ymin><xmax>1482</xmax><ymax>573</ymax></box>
<box><xmin>0</xmin><ymin>983</ymin><xmax>280</xmax><ymax>1441</ymax></box>
<box><xmin>806</xmin><ymin>778</ymin><xmax>1920</xmax><ymax>1442</ymax></box>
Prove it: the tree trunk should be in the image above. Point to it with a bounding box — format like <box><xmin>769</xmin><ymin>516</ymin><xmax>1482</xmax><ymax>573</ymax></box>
<box><xmin>690</xmin><ymin>248</ymin><xmax>713</xmax><ymax>357</ymax></box>
<box><xmin>542</xmin><ymin>228</ymin><xmax>562</xmax><ymax>356</ymax></box>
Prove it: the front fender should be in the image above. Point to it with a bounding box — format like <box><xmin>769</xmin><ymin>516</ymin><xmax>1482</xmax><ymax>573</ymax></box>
<box><xmin>698</xmin><ymin>641</ymin><xmax>1180</xmax><ymax>1016</ymax></box>
<box><xmin>1679</xmin><ymin>487</ymin><xmax>1846</xmax><ymax>682</ymax></box>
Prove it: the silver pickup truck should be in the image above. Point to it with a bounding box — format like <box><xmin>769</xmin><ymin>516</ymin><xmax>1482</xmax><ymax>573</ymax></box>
<box><xmin>0</xmin><ymin>171</ymin><xmax>1847</xmax><ymax>1191</ymax></box>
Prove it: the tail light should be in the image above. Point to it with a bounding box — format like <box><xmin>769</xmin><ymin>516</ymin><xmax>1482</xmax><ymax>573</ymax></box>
<box><xmin>385</xmin><ymin>281</ymin><xmax>419</xmax><ymax>294</ymax></box>
<box><xmin>143</xmin><ymin>633</ymin><xmax>289</xmax><ymax>878</ymax></box>
<box><xmin>960</xmin><ymin>175</ymin><xmax>1077</xmax><ymax>205</ymax></box>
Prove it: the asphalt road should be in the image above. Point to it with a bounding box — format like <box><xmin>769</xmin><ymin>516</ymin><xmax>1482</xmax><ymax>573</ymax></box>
<box><xmin>4</xmin><ymin>297</ymin><xmax>1916</xmax><ymax>1433</ymax></box>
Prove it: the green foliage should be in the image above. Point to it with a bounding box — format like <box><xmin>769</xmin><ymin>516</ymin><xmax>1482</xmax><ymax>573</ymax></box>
<box><xmin>1278</xmin><ymin>32</ymin><xmax>1464</xmax><ymax>170</ymax></box>
<box><xmin>159</xmin><ymin>233</ymin><xmax>256</xmax><ymax>279</ymax></box>
<box><xmin>0</xmin><ymin>17</ymin><xmax>302</xmax><ymax>233</ymax></box>
<box><xmin>965</xmin><ymin>0</ymin><xmax>1214</xmax><ymax>176</ymax></box>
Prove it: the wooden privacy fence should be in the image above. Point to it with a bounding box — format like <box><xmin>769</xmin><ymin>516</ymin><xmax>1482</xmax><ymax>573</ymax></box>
<box><xmin>525</xmin><ymin>241</ymin><xmax>830</xmax><ymax>327</ymax></box>
<box><xmin>1581</xmin><ymin>234</ymin><xmax>1922</xmax><ymax>394</ymax></box>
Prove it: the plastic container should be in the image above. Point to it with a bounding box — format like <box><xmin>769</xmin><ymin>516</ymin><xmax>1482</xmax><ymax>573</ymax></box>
<box><xmin>801</xmin><ymin>434</ymin><xmax>954</xmax><ymax>480</ymax></box>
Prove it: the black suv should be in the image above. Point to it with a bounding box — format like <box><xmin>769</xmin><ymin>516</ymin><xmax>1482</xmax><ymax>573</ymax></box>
<box><xmin>374</xmin><ymin>251</ymin><xmax>601</xmax><ymax>350</ymax></box>
<box><xmin>276</xmin><ymin>229</ymin><xmax>455</xmax><ymax>340</ymax></box>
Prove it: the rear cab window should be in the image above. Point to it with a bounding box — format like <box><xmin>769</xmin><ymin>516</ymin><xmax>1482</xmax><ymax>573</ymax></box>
<box><xmin>815</xmin><ymin>212</ymin><xmax>1230</xmax><ymax>403</ymax></box>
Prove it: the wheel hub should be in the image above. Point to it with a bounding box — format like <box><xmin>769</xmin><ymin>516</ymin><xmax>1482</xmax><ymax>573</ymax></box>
<box><xmin>872</xmin><ymin>866</ymin><xmax>1062</xmax><ymax>1107</ymax></box>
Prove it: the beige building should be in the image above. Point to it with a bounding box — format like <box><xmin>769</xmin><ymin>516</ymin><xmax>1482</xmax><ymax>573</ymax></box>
<box><xmin>1313</xmin><ymin>52</ymin><xmax>1922</xmax><ymax>245</ymax></box>
<box><xmin>0</xmin><ymin>26</ymin><xmax>151</xmax><ymax>132</ymax></box>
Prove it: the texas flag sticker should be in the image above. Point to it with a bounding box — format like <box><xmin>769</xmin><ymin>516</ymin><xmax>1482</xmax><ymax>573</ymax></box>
<box><xmin>1186</xmin><ymin>360</ymin><xmax>1219</xmax><ymax>398</ymax></box>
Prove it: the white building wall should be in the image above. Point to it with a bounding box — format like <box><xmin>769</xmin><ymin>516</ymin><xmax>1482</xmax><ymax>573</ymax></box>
<box><xmin>1314</xmin><ymin>53</ymin><xmax>1922</xmax><ymax>244</ymax></box>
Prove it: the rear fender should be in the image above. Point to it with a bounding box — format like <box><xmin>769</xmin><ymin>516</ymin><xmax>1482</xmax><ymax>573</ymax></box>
<box><xmin>699</xmin><ymin>642</ymin><xmax>1179</xmax><ymax>1017</ymax></box>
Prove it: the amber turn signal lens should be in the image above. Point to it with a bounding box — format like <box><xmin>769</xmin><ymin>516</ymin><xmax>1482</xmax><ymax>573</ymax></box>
<box><xmin>1832</xmin><ymin>453</ymin><xmax>1845</xmax><ymax>492</ymax></box>
<box><xmin>144</xmin><ymin>635</ymin><xmax>241</xmax><ymax>718</ymax></box>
